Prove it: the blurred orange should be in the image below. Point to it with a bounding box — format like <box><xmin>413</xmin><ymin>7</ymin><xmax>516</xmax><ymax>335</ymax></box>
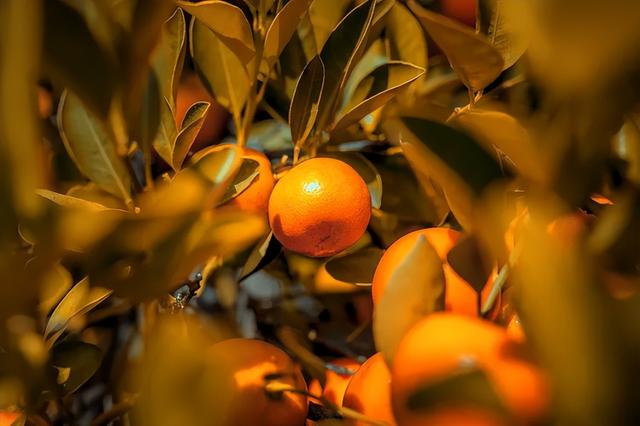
<box><xmin>372</xmin><ymin>228</ymin><xmax>500</xmax><ymax>318</ymax></box>
<box><xmin>175</xmin><ymin>72</ymin><xmax>229</xmax><ymax>152</ymax></box>
<box><xmin>207</xmin><ymin>338</ymin><xmax>308</xmax><ymax>426</ymax></box>
<box><xmin>37</xmin><ymin>85</ymin><xmax>53</xmax><ymax>119</ymax></box>
<box><xmin>0</xmin><ymin>412</ymin><xmax>19</xmax><ymax>426</ymax></box>
<box><xmin>268</xmin><ymin>158</ymin><xmax>371</xmax><ymax>257</ymax></box>
<box><xmin>391</xmin><ymin>313</ymin><xmax>548</xmax><ymax>425</ymax></box>
<box><xmin>342</xmin><ymin>353</ymin><xmax>396</xmax><ymax>426</ymax></box>
<box><xmin>441</xmin><ymin>0</ymin><xmax>476</xmax><ymax>27</ymax></box>
<box><xmin>308</xmin><ymin>358</ymin><xmax>361</xmax><ymax>406</ymax></box>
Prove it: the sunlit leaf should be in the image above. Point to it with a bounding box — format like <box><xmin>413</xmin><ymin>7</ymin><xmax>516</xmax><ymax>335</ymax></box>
<box><xmin>289</xmin><ymin>55</ymin><xmax>325</xmax><ymax>145</ymax></box>
<box><xmin>45</xmin><ymin>277</ymin><xmax>113</xmax><ymax>342</ymax></box>
<box><xmin>321</xmin><ymin>152</ymin><xmax>382</xmax><ymax>209</ymax></box>
<box><xmin>153</xmin><ymin>8</ymin><xmax>186</xmax><ymax>107</ymax></box>
<box><xmin>36</xmin><ymin>189</ymin><xmax>123</xmax><ymax>212</ymax></box>
<box><xmin>316</xmin><ymin>0</ymin><xmax>375</xmax><ymax>131</ymax></box>
<box><xmin>448</xmin><ymin>108</ymin><xmax>542</xmax><ymax>181</ymax></box>
<box><xmin>218</xmin><ymin>158</ymin><xmax>260</xmax><ymax>205</ymax></box>
<box><xmin>387</xmin><ymin>3</ymin><xmax>428</xmax><ymax>74</ymax></box>
<box><xmin>51</xmin><ymin>341</ymin><xmax>102</xmax><ymax>394</ymax></box>
<box><xmin>179</xmin><ymin>0</ymin><xmax>255</xmax><ymax>65</ymax></box>
<box><xmin>334</xmin><ymin>62</ymin><xmax>425</xmax><ymax>131</ymax></box>
<box><xmin>399</xmin><ymin>117</ymin><xmax>505</xmax><ymax>195</ymax></box>
<box><xmin>479</xmin><ymin>0</ymin><xmax>528</xmax><ymax>70</ymax></box>
<box><xmin>39</xmin><ymin>264</ymin><xmax>73</xmax><ymax>317</ymax></box>
<box><xmin>173</xmin><ymin>101</ymin><xmax>211</xmax><ymax>170</ymax></box>
<box><xmin>43</xmin><ymin>0</ymin><xmax>117</xmax><ymax>117</ymax></box>
<box><xmin>190</xmin><ymin>18</ymin><xmax>250</xmax><ymax>122</ymax></box>
<box><xmin>613</xmin><ymin>114</ymin><xmax>640</xmax><ymax>185</ymax></box>
<box><xmin>152</xmin><ymin>97</ymin><xmax>179</xmax><ymax>167</ymax></box>
<box><xmin>58</xmin><ymin>91</ymin><xmax>133</xmax><ymax>206</ymax></box>
<box><xmin>374</xmin><ymin>235</ymin><xmax>445</xmax><ymax>365</ymax></box>
<box><xmin>307</xmin><ymin>0</ymin><xmax>352</xmax><ymax>50</ymax></box>
<box><xmin>408</xmin><ymin>0</ymin><xmax>503</xmax><ymax>92</ymax></box>
<box><xmin>66</xmin><ymin>182</ymin><xmax>128</xmax><ymax>210</ymax></box>
<box><xmin>325</xmin><ymin>247</ymin><xmax>384</xmax><ymax>285</ymax></box>
<box><xmin>262</xmin><ymin>0</ymin><xmax>313</xmax><ymax>74</ymax></box>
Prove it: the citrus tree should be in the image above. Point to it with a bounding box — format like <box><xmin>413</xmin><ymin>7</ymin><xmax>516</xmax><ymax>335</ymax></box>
<box><xmin>2</xmin><ymin>0</ymin><xmax>640</xmax><ymax>425</ymax></box>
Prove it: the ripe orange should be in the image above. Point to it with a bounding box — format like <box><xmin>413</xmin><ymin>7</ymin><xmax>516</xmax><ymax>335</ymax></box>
<box><xmin>506</xmin><ymin>314</ymin><xmax>525</xmax><ymax>343</ymax></box>
<box><xmin>37</xmin><ymin>86</ymin><xmax>53</xmax><ymax>119</ymax></box>
<box><xmin>342</xmin><ymin>353</ymin><xmax>396</xmax><ymax>426</ymax></box>
<box><xmin>371</xmin><ymin>228</ymin><xmax>500</xmax><ymax>318</ymax></box>
<box><xmin>441</xmin><ymin>0</ymin><xmax>476</xmax><ymax>27</ymax></box>
<box><xmin>391</xmin><ymin>313</ymin><xmax>548</xmax><ymax>425</ymax></box>
<box><xmin>207</xmin><ymin>338</ymin><xmax>308</xmax><ymax>426</ymax></box>
<box><xmin>225</xmin><ymin>146</ymin><xmax>275</xmax><ymax>216</ymax></box>
<box><xmin>308</xmin><ymin>358</ymin><xmax>361</xmax><ymax>406</ymax></box>
<box><xmin>175</xmin><ymin>73</ymin><xmax>229</xmax><ymax>151</ymax></box>
<box><xmin>268</xmin><ymin>158</ymin><xmax>371</xmax><ymax>257</ymax></box>
<box><xmin>0</xmin><ymin>412</ymin><xmax>19</xmax><ymax>426</ymax></box>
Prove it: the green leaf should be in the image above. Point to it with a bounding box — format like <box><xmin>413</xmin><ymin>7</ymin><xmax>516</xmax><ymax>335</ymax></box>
<box><xmin>39</xmin><ymin>264</ymin><xmax>73</xmax><ymax>317</ymax></box>
<box><xmin>407</xmin><ymin>369</ymin><xmax>509</xmax><ymax>418</ymax></box>
<box><xmin>173</xmin><ymin>101</ymin><xmax>211</xmax><ymax>170</ymax></box>
<box><xmin>0</xmin><ymin>0</ymin><xmax>44</xmax><ymax>224</ymax></box>
<box><xmin>480</xmin><ymin>0</ymin><xmax>528</xmax><ymax>70</ymax></box>
<box><xmin>447</xmin><ymin>235</ymin><xmax>494</xmax><ymax>294</ymax></box>
<box><xmin>262</xmin><ymin>0</ymin><xmax>314</xmax><ymax>74</ymax></box>
<box><xmin>320</xmin><ymin>152</ymin><xmax>382</xmax><ymax>209</ymax></box>
<box><xmin>373</xmin><ymin>234</ymin><xmax>445</xmax><ymax>365</ymax></box>
<box><xmin>190</xmin><ymin>18</ymin><xmax>250</xmax><ymax>122</ymax></box>
<box><xmin>408</xmin><ymin>0</ymin><xmax>503</xmax><ymax>92</ymax></box>
<box><xmin>45</xmin><ymin>277</ymin><xmax>113</xmax><ymax>342</ymax></box>
<box><xmin>66</xmin><ymin>182</ymin><xmax>128</xmax><ymax>210</ymax></box>
<box><xmin>400</xmin><ymin>117</ymin><xmax>506</xmax><ymax>196</ymax></box>
<box><xmin>36</xmin><ymin>189</ymin><xmax>124</xmax><ymax>212</ymax></box>
<box><xmin>246</xmin><ymin>120</ymin><xmax>293</xmax><ymax>151</ymax></box>
<box><xmin>334</xmin><ymin>62</ymin><xmax>425</xmax><ymax>131</ymax></box>
<box><xmin>178</xmin><ymin>0</ymin><xmax>255</xmax><ymax>65</ymax></box>
<box><xmin>43</xmin><ymin>0</ymin><xmax>117</xmax><ymax>117</ymax></box>
<box><xmin>325</xmin><ymin>247</ymin><xmax>384</xmax><ymax>285</ymax></box>
<box><xmin>138</xmin><ymin>71</ymin><xmax>162</xmax><ymax>177</ymax></box>
<box><xmin>289</xmin><ymin>55</ymin><xmax>325</xmax><ymax>145</ymax></box>
<box><xmin>308</xmin><ymin>0</ymin><xmax>352</xmax><ymax>50</ymax></box>
<box><xmin>51</xmin><ymin>341</ymin><xmax>102</xmax><ymax>394</ymax></box>
<box><xmin>316</xmin><ymin>0</ymin><xmax>376</xmax><ymax>131</ymax></box>
<box><xmin>239</xmin><ymin>232</ymin><xmax>282</xmax><ymax>281</ymax></box>
<box><xmin>58</xmin><ymin>91</ymin><xmax>133</xmax><ymax>205</ymax></box>
<box><xmin>387</xmin><ymin>3</ymin><xmax>428</xmax><ymax>71</ymax></box>
<box><xmin>152</xmin><ymin>97</ymin><xmax>179</xmax><ymax>167</ymax></box>
<box><xmin>153</xmin><ymin>8</ymin><xmax>187</xmax><ymax>107</ymax></box>
<box><xmin>218</xmin><ymin>158</ymin><xmax>260</xmax><ymax>205</ymax></box>
<box><xmin>448</xmin><ymin>108</ymin><xmax>542</xmax><ymax>181</ymax></box>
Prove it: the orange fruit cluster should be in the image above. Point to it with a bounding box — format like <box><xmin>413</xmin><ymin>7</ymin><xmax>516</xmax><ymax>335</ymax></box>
<box><xmin>322</xmin><ymin>314</ymin><xmax>548</xmax><ymax>426</ymax></box>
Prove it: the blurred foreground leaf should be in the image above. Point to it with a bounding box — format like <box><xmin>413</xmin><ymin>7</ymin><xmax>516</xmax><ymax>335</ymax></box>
<box><xmin>51</xmin><ymin>341</ymin><xmax>102</xmax><ymax>394</ymax></box>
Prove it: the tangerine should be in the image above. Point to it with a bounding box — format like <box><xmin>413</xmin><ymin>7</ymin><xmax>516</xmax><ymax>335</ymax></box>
<box><xmin>342</xmin><ymin>353</ymin><xmax>396</xmax><ymax>426</ymax></box>
<box><xmin>391</xmin><ymin>313</ymin><xmax>548</xmax><ymax>425</ymax></box>
<box><xmin>207</xmin><ymin>338</ymin><xmax>308</xmax><ymax>426</ymax></box>
<box><xmin>268</xmin><ymin>158</ymin><xmax>371</xmax><ymax>257</ymax></box>
<box><xmin>308</xmin><ymin>358</ymin><xmax>361</xmax><ymax>406</ymax></box>
<box><xmin>226</xmin><ymin>146</ymin><xmax>275</xmax><ymax>216</ymax></box>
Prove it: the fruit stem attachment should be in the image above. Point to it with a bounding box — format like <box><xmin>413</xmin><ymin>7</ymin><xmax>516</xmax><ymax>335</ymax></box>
<box><xmin>264</xmin><ymin>381</ymin><xmax>390</xmax><ymax>426</ymax></box>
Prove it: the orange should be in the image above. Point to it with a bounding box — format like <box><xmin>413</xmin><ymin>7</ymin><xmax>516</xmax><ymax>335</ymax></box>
<box><xmin>441</xmin><ymin>0</ymin><xmax>476</xmax><ymax>27</ymax></box>
<box><xmin>546</xmin><ymin>211</ymin><xmax>593</xmax><ymax>247</ymax></box>
<box><xmin>0</xmin><ymin>412</ymin><xmax>19</xmax><ymax>426</ymax></box>
<box><xmin>308</xmin><ymin>358</ymin><xmax>361</xmax><ymax>406</ymax></box>
<box><xmin>391</xmin><ymin>313</ymin><xmax>548</xmax><ymax>426</ymax></box>
<box><xmin>506</xmin><ymin>314</ymin><xmax>525</xmax><ymax>343</ymax></box>
<box><xmin>342</xmin><ymin>353</ymin><xmax>396</xmax><ymax>426</ymax></box>
<box><xmin>371</xmin><ymin>228</ymin><xmax>500</xmax><ymax>318</ymax></box>
<box><xmin>268</xmin><ymin>158</ymin><xmax>371</xmax><ymax>257</ymax></box>
<box><xmin>225</xmin><ymin>146</ymin><xmax>275</xmax><ymax>216</ymax></box>
<box><xmin>37</xmin><ymin>86</ymin><xmax>53</xmax><ymax>119</ymax></box>
<box><xmin>207</xmin><ymin>338</ymin><xmax>308</xmax><ymax>426</ymax></box>
<box><xmin>175</xmin><ymin>72</ymin><xmax>229</xmax><ymax>151</ymax></box>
